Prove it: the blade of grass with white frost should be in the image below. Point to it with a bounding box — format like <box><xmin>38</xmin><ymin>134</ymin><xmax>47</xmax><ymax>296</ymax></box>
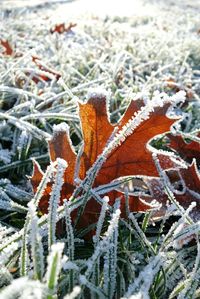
<box><xmin>0</xmin><ymin>154</ymin><xmax>48</xmax><ymax>173</ymax></box>
<box><xmin>122</xmin><ymin>253</ymin><xmax>164</xmax><ymax>299</ymax></box>
<box><xmin>28</xmin><ymin>201</ymin><xmax>44</xmax><ymax>281</ymax></box>
<box><xmin>79</xmin><ymin>205</ymin><xmax>121</xmax><ymax>298</ymax></box>
<box><xmin>48</xmin><ymin>158</ymin><xmax>67</xmax><ymax>249</ymax></box>
<box><xmin>22</xmin><ymin>112</ymin><xmax>79</xmax><ymax>122</ymax></box>
<box><xmin>46</xmin><ymin>243</ymin><xmax>64</xmax><ymax>299</ymax></box>
<box><xmin>92</xmin><ymin>196</ymin><xmax>109</xmax><ymax>297</ymax></box>
<box><xmin>103</xmin><ymin>200</ymin><xmax>120</xmax><ymax>299</ymax></box>
<box><xmin>0</xmin><ymin>113</ymin><xmax>51</xmax><ymax>140</ymax></box>
<box><xmin>64</xmin><ymin>200</ymin><xmax>75</xmax><ymax>292</ymax></box>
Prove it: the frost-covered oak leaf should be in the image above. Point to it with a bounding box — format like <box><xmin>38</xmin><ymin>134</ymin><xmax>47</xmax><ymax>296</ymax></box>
<box><xmin>0</xmin><ymin>39</ymin><xmax>13</xmax><ymax>56</ymax></box>
<box><xmin>31</xmin><ymin>92</ymin><xmax>183</xmax><ymax>228</ymax></box>
<box><xmin>140</xmin><ymin>160</ymin><xmax>200</xmax><ymax>221</ymax></box>
<box><xmin>50</xmin><ymin>22</ymin><xmax>77</xmax><ymax>34</ymax></box>
<box><xmin>26</xmin><ymin>56</ymin><xmax>61</xmax><ymax>83</ymax></box>
<box><xmin>166</xmin><ymin>133</ymin><xmax>200</xmax><ymax>166</ymax></box>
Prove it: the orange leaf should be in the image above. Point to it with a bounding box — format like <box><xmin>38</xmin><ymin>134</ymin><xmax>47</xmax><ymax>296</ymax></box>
<box><xmin>79</xmin><ymin>95</ymin><xmax>114</xmax><ymax>175</ymax></box>
<box><xmin>48</xmin><ymin>125</ymin><xmax>77</xmax><ymax>204</ymax></box>
<box><xmin>32</xmin><ymin>93</ymin><xmax>181</xmax><ymax>231</ymax></box>
<box><xmin>79</xmin><ymin>96</ymin><xmax>178</xmax><ymax>186</ymax></box>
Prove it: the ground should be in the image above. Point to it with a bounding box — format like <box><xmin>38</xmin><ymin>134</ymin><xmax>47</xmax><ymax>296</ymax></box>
<box><xmin>0</xmin><ymin>0</ymin><xmax>200</xmax><ymax>298</ymax></box>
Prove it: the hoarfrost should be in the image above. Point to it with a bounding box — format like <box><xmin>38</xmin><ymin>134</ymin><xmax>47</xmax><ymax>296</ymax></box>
<box><xmin>0</xmin><ymin>149</ymin><xmax>12</xmax><ymax>164</ymax></box>
<box><xmin>86</xmin><ymin>87</ymin><xmax>110</xmax><ymax>101</ymax></box>
<box><xmin>64</xmin><ymin>286</ymin><xmax>81</xmax><ymax>299</ymax></box>
<box><xmin>122</xmin><ymin>253</ymin><xmax>164</xmax><ymax>299</ymax></box>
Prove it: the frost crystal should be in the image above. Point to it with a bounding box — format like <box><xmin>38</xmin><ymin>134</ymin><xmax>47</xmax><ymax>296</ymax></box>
<box><xmin>64</xmin><ymin>286</ymin><xmax>81</xmax><ymax>299</ymax></box>
<box><xmin>28</xmin><ymin>201</ymin><xmax>44</xmax><ymax>280</ymax></box>
<box><xmin>0</xmin><ymin>149</ymin><xmax>12</xmax><ymax>164</ymax></box>
<box><xmin>48</xmin><ymin>158</ymin><xmax>67</xmax><ymax>248</ymax></box>
<box><xmin>86</xmin><ymin>87</ymin><xmax>110</xmax><ymax>101</ymax></box>
<box><xmin>0</xmin><ymin>277</ymin><xmax>45</xmax><ymax>299</ymax></box>
<box><xmin>122</xmin><ymin>254</ymin><xmax>164</xmax><ymax>299</ymax></box>
<box><xmin>64</xmin><ymin>200</ymin><xmax>75</xmax><ymax>261</ymax></box>
<box><xmin>53</xmin><ymin>122</ymin><xmax>70</xmax><ymax>134</ymax></box>
<box><xmin>93</xmin><ymin>196</ymin><xmax>109</xmax><ymax>245</ymax></box>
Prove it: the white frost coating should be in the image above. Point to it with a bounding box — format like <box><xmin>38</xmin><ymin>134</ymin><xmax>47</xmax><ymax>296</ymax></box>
<box><xmin>103</xmin><ymin>199</ymin><xmax>120</xmax><ymax>298</ymax></box>
<box><xmin>56</xmin><ymin>157</ymin><xmax>68</xmax><ymax>169</ymax></box>
<box><xmin>64</xmin><ymin>200</ymin><xmax>75</xmax><ymax>261</ymax></box>
<box><xmin>171</xmin><ymin>90</ymin><xmax>186</xmax><ymax>104</ymax></box>
<box><xmin>28</xmin><ymin>201</ymin><xmax>36</xmax><ymax>216</ymax></box>
<box><xmin>147</xmin><ymin>144</ymin><xmax>188</xmax><ymax>170</ymax></box>
<box><xmin>105</xmin><ymin>208</ymin><xmax>121</xmax><ymax>238</ymax></box>
<box><xmin>173</xmin><ymin>220</ymin><xmax>199</xmax><ymax>249</ymax></box>
<box><xmin>0</xmin><ymin>149</ymin><xmax>12</xmax><ymax>164</ymax></box>
<box><xmin>93</xmin><ymin>196</ymin><xmax>109</xmax><ymax>244</ymax></box>
<box><xmin>28</xmin><ymin>201</ymin><xmax>44</xmax><ymax>279</ymax></box>
<box><xmin>33</xmin><ymin>160</ymin><xmax>57</xmax><ymax>208</ymax></box>
<box><xmin>0</xmin><ymin>241</ymin><xmax>18</xmax><ymax>267</ymax></box>
<box><xmin>152</xmin><ymin>152</ymin><xmax>176</xmax><ymax>189</ymax></box>
<box><xmin>48</xmin><ymin>158</ymin><xmax>67</xmax><ymax>248</ymax></box>
<box><xmin>129</xmin><ymin>293</ymin><xmax>145</xmax><ymax>299</ymax></box>
<box><xmin>0</xmin><ymin>266</ymin><xmax>12</xmax><ymax>288</ymax></box>
<box><xmin>122</xmin><ymin>253</ymin><xmax>164</xmax><ymax>299</ymax></box>
<box><xmin>46</xmin><ymin>243</ymin><xmax>64</xmax><ymax>292</ymax></box>
<box><xmin>17</xmin><ymin>129</ymin><xmax>29</xmax><ymax>157</ymax></box>
<box><xmin>53</xmin><ymin>122</ymin><xmax>70</xmax><ymax>134</ymax></box>
<box><xmin>0</xmin><ymin>189</ymin><xmax>12</xmax><ymax>210</ymax></box>
<box><xmin>62</xmin><ymin>261</ymin><xmax>79</xmax><ymax>271</ymax></box>
<box><xmin>0</xmin><ymin>277</ymin><xmax>45</xmax><ymax>299</ymax></box>
<box><xmin>86</xmin><ymin>87</ymin><xmax>110</xmax><ymax>100</ymax></box>
<box><xmin>79</xmin><ymin>274</ymin><xmax>87</xmax><ymax>285</ymax></box>
<box><xmin>84</xmin><ymin>206</ymin><xmax>121</xmax><ymax>282</ymax></box>
<box><xmin>0</xmin><ymin>224</ymin><xmax>15</xmax><ymax>244</ymax></box>
<box><xmin>64</xmin><ymin>286</ymin><xmax>81</xmax><ymax>299</ymax></box>
<box><xmin>49</xmin><ymin>241</ymin><xmax>64</xmax><ymax>255</ymax></box>
<box><xmin>52</xmin><ymin>123</ymin><xmax>76</xmax><ymax>155</ymax></box>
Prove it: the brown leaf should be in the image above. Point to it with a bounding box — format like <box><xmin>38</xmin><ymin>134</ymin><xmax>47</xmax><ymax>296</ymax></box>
<box><xmin>167</xmin><ymin>133</ymin><xmax>200</xmax><ymax>166</ymax></box>
<box><xmin>27</xmin><ymin>55</ymin><xmax>61</xmax><ymax>83</ymax></box>
<box><xmin>50</xmin><ymin>22</ymin><xmax>77</xmax><ymax>34</ymax></box>
<box><xmin>0</xmin><ymin>39</ymin><xmax>13</xmax><ymax>56</ymax></box>
<box><xmin>141</xmin><ymin>160</ymin><xmax>200</xmax><ymax>221</ymax></box>
<box><xmin>32</xmin><ymin>94</ymin><xmax>181</xmax><ymax>231</ymax></box>
<box><xmin>179</xmin><ymin>160</ymin><xmax>200</xmax><ymax>195</ymax></box>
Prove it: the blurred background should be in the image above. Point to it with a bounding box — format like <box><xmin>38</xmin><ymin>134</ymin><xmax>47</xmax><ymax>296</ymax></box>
<box><xmin>0</xmin><ymin>0</ymin><xmax>199</xmax><ymax>17</ymax></box>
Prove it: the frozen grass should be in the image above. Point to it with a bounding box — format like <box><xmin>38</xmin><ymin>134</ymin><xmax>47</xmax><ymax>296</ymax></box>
<box><xmin>0</xmin><ymin>1</ymin><xmax>200</xmax><ymax>298</ymax></box>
